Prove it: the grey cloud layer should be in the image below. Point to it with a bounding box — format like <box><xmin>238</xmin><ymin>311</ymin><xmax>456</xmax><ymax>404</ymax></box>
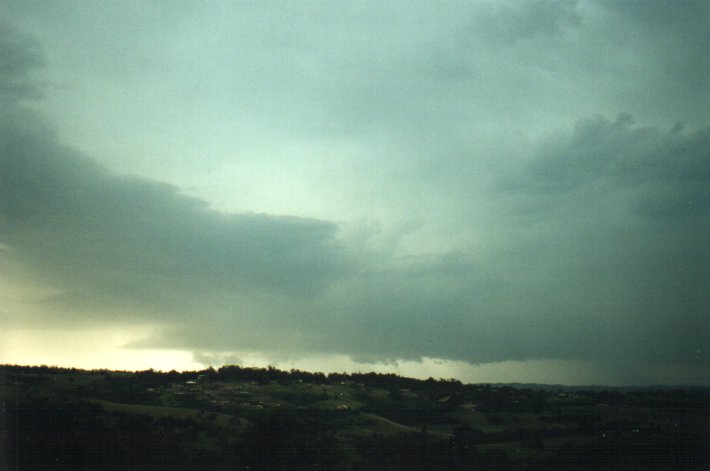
<box><xmin>3</xmin><ymin>99</ymin><xmax>706</xmax><ymax>367</ymax></box>
<box><xmin>1</xmin><ymin>116</ymin><xmax>347</xmax><ymax>302</ymax></box>
<box><xmin>0</xmin><ymin>23</ymin><xmax>44</xmax><ymax>104</ymax></box>
<box><xmin>1</xmin><ymin>28</ymin><xmax>348</xmax><ymax>322</ymax></box>
<box><xmin>1</xmin><ymin>2</ymin><xmax>708</xmax><ymax>380</ymax></box>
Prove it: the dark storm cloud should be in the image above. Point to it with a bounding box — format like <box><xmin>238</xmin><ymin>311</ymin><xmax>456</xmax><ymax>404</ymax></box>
<box><xmin>0</xmin><ymin>115</ymin><xmax>347</xmax><ymax>304</ymax></box>
<box><xmin>472</xmin><ymin>0</ymin><xmax>582</xmax><ymax>44</ymax></box>
<box><xmin>492</xmin><ymin>114</ymin><xmax>709</xmax><ymax>365</ymax></box>
<box><xmin>0</xmin><ymin>25</ymin><xmax>349</xmax><ymax>329</ymax></box>
<box><xmin>1</xmin><ymin>5</ymin><xmax>708</xmax><ymax>383</ymax></box>
<box><xmin>512</xmin><ymin>114</ymin><xmax>710</xmax><ymax>198</ymax></box>
<box><xmin>591</xmin><ymin>0</ymin><xmax>710</xmax><ymax>123</ymax></box>
<box><xmin>0</xmin><ymin>23</ymin><xmax>44</xmax><ymax>104</ymax></box>
<box><xmin>209</xmin><ymin>113</ymin><xmax>709</xmax><ymax>367</ymax></box>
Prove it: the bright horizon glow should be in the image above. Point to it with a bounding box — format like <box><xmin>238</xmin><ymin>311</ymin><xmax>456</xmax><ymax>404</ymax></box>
<box><xmin>3</xmin><ymin>329</ymin><xmax>709</xmax><ymax>387</ymax></box>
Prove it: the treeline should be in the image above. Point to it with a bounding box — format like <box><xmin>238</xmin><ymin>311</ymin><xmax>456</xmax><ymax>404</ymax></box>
<box><xmin>0</xmin><ymin>364</ymin><xmax>468</xmax><ymax>397</ymax></box>
<box><xmin>3</xmin><ymin>363</ymin><xmax>708</xmax><ymax>410</ymax></box>
<box><xmin>0</xmin><ymin>363</ymin><xmax>461</xmax><ymax>387</ymax></box>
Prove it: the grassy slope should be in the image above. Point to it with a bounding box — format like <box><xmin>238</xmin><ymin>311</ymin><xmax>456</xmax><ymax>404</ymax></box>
<box><xmin>88</xmin><ymin>398</ymin><xmax>247</xmax><ymax>430</ymax></box>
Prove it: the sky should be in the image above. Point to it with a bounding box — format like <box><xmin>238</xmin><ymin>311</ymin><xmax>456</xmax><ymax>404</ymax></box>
<box><xmin>1</xmin><ymin>0</ymin><xmax>708</xmax><ymax>386</ymax></box>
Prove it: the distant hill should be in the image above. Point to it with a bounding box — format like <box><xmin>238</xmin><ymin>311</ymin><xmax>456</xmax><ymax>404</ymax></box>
<box><xmin>495</xmin><ymin>382</ymin><xmax>710</xmax><ymax>393</ymax></box>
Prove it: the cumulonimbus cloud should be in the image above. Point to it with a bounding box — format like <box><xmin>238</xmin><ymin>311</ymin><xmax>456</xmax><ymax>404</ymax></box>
<box><xmin>1</xmin><ymin>17</ymin><xmax>708</xmax><ymax>376</ymax></box>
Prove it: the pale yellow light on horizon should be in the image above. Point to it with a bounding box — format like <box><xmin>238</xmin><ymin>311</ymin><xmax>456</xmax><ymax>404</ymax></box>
<box><xmin>0</xmin><ymin>327</ymin><xmax>202</xmax><ymax>372</ymax></box>
<box><xmin>3</xmin><ymin>328</ymin><xmax>709</xmax><ymax>386</ymax></box>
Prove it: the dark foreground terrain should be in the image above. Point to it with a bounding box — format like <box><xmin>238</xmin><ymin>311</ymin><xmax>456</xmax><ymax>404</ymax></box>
<box><xmin>1</xmin><ymin>364</ymin><xmax>708</xmax><ymax>470</ymax></box>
